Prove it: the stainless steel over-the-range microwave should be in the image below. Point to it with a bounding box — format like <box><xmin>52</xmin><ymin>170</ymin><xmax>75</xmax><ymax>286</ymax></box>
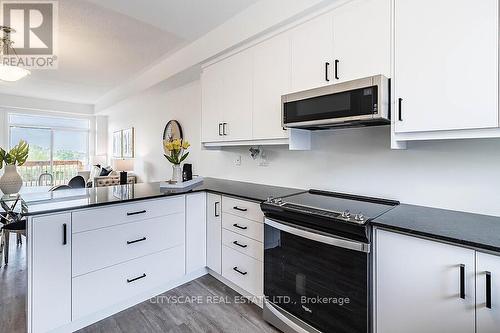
<box><xmin>282</xmin><ymin>75</ymin><xmax>390</xmax><ymax>130</ymax></box>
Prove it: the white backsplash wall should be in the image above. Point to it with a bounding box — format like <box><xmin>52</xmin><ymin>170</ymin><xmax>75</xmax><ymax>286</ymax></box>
<box><xmin>104</xmin><ymin>78</ymin><xmax>500</xmax><ymax>217</ymax></box>
<box><xmin>200</xmin><ymin>127</ymin><xmax>500</xmax><ymax>217</ymax></box>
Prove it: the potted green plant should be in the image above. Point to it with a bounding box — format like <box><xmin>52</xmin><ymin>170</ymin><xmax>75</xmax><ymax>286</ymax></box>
<box><xmin>163</xmin><ymin>138</ymin><xmax>190</xmax><ymax>183</ymax></box>
<box><xmin>0</xmin><ymin>140</ymin><xmax>29</xmax><ymax>194</ymax></box>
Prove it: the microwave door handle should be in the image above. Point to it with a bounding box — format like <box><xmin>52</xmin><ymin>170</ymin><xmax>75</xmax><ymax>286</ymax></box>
<box><xmin>264</xmin><ymin>218</ymin><xmax>370</xmax><ymax>253</ymax></box>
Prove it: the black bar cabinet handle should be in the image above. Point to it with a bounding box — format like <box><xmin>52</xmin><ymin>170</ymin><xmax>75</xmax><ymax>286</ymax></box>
<box><xmin>233</xmin><ymin>241</ymin><xmax>248</xmax><ymax>248</ymax></box>
<box><xmin>223</xmin><ymin>123</ymin><xmax>228</xmax><ymax>136</ymax></box>
<box><xmin>127</xmin><ymin>237</ymin><xmax>147</xmax><ymax>245</ymax></box>
<box><xmin>486</xmin><ymin>271</ymin><xmax>492</xmax><ymax>309</ymax></box>
<box><xmin>233</xmin><ymin>206</ymin><xmax>248</xmax><ymax>212</ymax></box>
<box><xmin>127</xmin><ymin>273</ymin><xmax>146</xmax><ymax>283</ymax></box>
<box><xmin>218</xmin><ymin>123</ymin><xmax>223</xmax><ymax>136</ymax></box>
<box><xmin>233</xmin><ymin>223</ymin><xmax>248</xmax><ymax>230</ymax></box>
<box><xmin>127</xmin><ymin>210</ymin><xmax>147</xmax><ymax>216</ymax></box>
<box><xmin>334</xmin><ymin>59</ymin><xmax>340</xmax><ymax>80</ymax></box>
<box><xmin>215</xmin><ymin>201</ymin><xmax>220</xmax><ymax>217</ymax></box>
<box><xmin>460</xmin><ymin>264</ymin><xmax>465</xmax><ymax>299</ymax></box>
<box><xmin>62</xmin><ymin>223</ymin><xmax>67</xmax><ymax>245</ymax></box>
<box><xmin>325</xmin><ymin>62</ymin><xmax>330</xmax><ymax>82</ymax></box>
<box><xmin>398</xmin><ymin>98</ymin><xmax>403</xmax><ymax>121</ymax></box>
<box><xmin>233</xmin><ymin>267</ymin><xmax>248</xmax><ymax>275</ymax></box>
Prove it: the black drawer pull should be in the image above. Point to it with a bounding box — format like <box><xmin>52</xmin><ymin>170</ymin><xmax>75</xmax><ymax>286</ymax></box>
<box><xmin>127</xmin><ymin>237</ymin><xmax>147</xmax><ymax>245</ymax></box>
<box><xmin>398</xmin><ymin>98</ymin><xmax>403</xmax><ymax>121</ymax></box>
<box><xmin>127</xmin><ymin>273</ymin><xmax>146</xmax><ymax>283</ymax></box>
<box><xmin>233</xmin><ymin>223</ymin><xmax>248</xmax><ymax>230</ymax></box>
<box><xmin>325</xmin><ymin>62</ymin><xmax>330</xmax><ymax>82</ymax></box>
<box><xmin>233</xmin><ymin>267</ymin><xmax>247</xmax><ymax>275</ymax></box>
<box><xmin>233</xmin><ymin>241</ymin><xmax>248</xmax><ymax>248</ymax></box>
<box><xmin>215</xmin><ymin>201</ymin><xmax>220</xmax><ymax>217</ymax></box>
<box><xmin>233</xmin><ymin>206</ymin><xmax>248</xmax><ymax>212</ymax></box>
<box><xmin>127</xmin><ymin>210</ymin><xmax>147</xmax><ymax>216</ymax></box>
<box><xmin>62</xmin><ymin>223</ymin><xmax>67</xmax><ymax>245</ymax></box>
<box><xmin>460</xmin><ymin>264</ymin><xmax>465</xmax><ymax>299</ymax></box>
<box><xmin>218</xmin><ymin>123</ymin><xmax>223</xmax><ymax>136</ymax></box>
<box><xmin>486</xmin><ymin>271</ymin><xmax>492</xmax><ymax>309</ymax></box>
<box><xmin>334</xmin><ymin>59</ymin><xmax>340</xmax><ymax>80</ymax></box>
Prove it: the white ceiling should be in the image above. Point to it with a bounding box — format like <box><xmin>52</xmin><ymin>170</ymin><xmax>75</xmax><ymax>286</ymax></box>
<box><xmin>0</xmin><ymin>0</ymin><xmax>259</xmax><ymax>105</ymax></box>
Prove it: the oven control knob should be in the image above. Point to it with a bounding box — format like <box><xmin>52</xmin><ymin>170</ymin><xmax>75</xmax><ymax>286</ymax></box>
<box><xmin>354</xmin><ymin>213</ymin><xmax>365</xmax><ymax>222</ymax></box>
<box><xmin>266</xmin><ymin>197</ymin><xmax>274</xmax><ymax>203</ymax></box>
<box><xmin>341</xmin><ymin>210</ymin><xmax>351</xmax><ymax>218</ymax></box>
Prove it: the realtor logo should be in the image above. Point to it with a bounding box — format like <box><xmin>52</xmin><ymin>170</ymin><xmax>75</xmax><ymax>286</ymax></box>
<box><xmin>1</xmin><ymin>0</ymin><xmax>58</xmax><ymax>69</ymax></box>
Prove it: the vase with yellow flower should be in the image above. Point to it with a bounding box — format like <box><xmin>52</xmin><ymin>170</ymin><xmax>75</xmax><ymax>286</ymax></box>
<box><xmin>163</xmin><ymin>138</ymin><xmax>190</xmax><ymax>183</ymax></box>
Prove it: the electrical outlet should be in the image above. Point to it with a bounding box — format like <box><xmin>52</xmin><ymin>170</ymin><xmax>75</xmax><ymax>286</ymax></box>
<box><xmin>234</xmin><ymin>155</ymin><xmax>241</xmax><ymax>166</ymax></box>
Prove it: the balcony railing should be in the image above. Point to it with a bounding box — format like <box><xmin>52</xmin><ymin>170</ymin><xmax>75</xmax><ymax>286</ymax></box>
<box><xmin>18</xmin><ymin>160</ymin><xmax>84</xmax><ymax>187</ymax></box>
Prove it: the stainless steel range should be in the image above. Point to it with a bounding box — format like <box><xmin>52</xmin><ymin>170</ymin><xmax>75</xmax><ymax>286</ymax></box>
<box><xmin>261</xmin><ymin>190</ymin><xmax>398</xmax><ymax>333</ymax></box>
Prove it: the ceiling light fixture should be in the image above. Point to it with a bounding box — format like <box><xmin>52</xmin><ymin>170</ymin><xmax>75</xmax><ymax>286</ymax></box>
<box><xmin>0</xmin><ymin>26</ymin><xmax>30</xmax><ymax>82</ymax></box>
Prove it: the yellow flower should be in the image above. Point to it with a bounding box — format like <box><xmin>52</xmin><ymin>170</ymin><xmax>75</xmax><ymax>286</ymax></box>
<box><xmin>173</xmin><ymin>140</ymin><xmax>181</xmax><ymax>150</ymax></box>
<box><xmin>164</xmin><ymin>141</ymin><xmax>174</xmax><ymax>151</ymax></box>
<box><xmin>182</xmin><ymin>140</ymin><xmax>190</xmax><ymax>149</ymax></box>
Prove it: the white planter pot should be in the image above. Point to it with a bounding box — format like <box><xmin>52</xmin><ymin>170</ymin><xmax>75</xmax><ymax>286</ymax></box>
<box><xmin>0</xmin><ymin>165</ymin><xmax>23</xmax><ymax>195</ymax></box>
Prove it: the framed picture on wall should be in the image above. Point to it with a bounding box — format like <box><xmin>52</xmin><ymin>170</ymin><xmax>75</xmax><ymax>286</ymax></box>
<box><xmin>112</xmin><ymin>131</ymin><xmax>122</xmax><ymax>158</ymax></box>
<box><xmin>122</xmin><ymin>127</ymin><xmax>135</xmax><ymax>158</ymax></box>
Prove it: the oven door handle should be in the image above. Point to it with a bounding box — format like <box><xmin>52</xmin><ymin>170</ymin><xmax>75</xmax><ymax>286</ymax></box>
<box><xmin>265</xmin><ymin>218</ymin><xmax>370</xmax><ymax>253</ymax></box>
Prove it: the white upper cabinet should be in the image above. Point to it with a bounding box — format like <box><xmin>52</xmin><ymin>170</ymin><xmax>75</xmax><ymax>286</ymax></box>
<box><xmin>201</xmin><ymin>49</ymin><xmax>253</xmax><ymax>143</ymax></box>
<box><xmin>290</xmin><ymin>12</ymin><xmax>334</xmax><ymax>93</ymax></box>
<box><xmin>253</xmin><ymin>33</ymin><xmax>290</xmax><ymax>140</ymax></box>
<box><xmin>220</xmin><ymin>49</ymin><xmax>253</xmax><ymax>141</ymax></box>
<box><xmin>394</xmin><ymin>0</ymin><xmax>499</xmax><ymax>133</ymax></box>
<box><xmin>332</xmin><ymin>0</ymin><xmax>391</xmax><ymax>83</ymax></box>
<box><xmin>201</xmin><ymin>63</ymin><xmax>224</xmax><ymax>142</ymax></box>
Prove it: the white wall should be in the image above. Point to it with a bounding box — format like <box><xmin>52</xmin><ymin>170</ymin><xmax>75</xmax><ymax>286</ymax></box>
<box><xmin>103</xmin><ymin>78</ymin><xmax>500</xmax><ymax>217</ymax></box>
<box><xmin>200</xmin><ymin>128</ymin><xmax>500</xmax><ymax>217</ymax></box>
<box><xmin>103</xmin><ymin>80</ymin><xmax>201</xmax><ymax>183</ymax></box>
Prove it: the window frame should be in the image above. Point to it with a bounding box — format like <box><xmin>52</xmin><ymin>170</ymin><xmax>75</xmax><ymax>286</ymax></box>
<box><xmin>7</xmin><ymin>112</ymin><xmax>91</xmax><ymax>174</ymax></box>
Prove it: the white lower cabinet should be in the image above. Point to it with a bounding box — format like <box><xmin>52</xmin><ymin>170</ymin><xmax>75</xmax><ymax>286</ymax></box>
<box><xmin>72</xmin><ymin>246</ymin><xmax>185</xmax><ymax>319</ymax></box>
<box><xmin>222</xmin><ymin>245</ymin><xmax>263</xmax><ymax>297</ymax></box>
<box><xmin>218</xmin><ymin>196</ymin><xmax>264</xmax><ymax>298</ymax></box>
<box><xmin>186</xmin><ymin>193</ymin><xmax>207</xmax><ymax>273</ymax></box>
<box><xmin>31</xmin><ymin>213</ymin><xmax>72</xmax><ymax>333</ymax></box>
<box><xmin>376</xmin><ymin>229</ymin><xmax>500</xmax><ymax>333</ymax></box>
<box><xmin>476</xmin><ymin>252</ymin><xmax>500</xmax><ymax>333</ymax></box>
<box><xmin>206</xmin><ymin>193</ymin><xmax>222</xmax><ymax>274</ymax></box>
<box><xmin>376</xmin><ymin>229</ymin><xmax>475</xmax><ymax>333</ymax></box>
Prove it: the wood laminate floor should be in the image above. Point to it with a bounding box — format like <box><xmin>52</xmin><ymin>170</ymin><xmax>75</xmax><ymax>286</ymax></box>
<box><xmin>0</xmin><ymin>233</ymin><xmax>27</xmax><ymax>333</ymax></box>
<box><xmin>77</xmin><ymin>274</ymin><xmax>280</xmax><ymax>333</ymax></box>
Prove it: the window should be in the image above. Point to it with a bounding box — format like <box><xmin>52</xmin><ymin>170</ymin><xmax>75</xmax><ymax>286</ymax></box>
<box><xmin>8</xmin><ymin>113</ymin><xmax>90</xmax><ymax>186</ymax></box>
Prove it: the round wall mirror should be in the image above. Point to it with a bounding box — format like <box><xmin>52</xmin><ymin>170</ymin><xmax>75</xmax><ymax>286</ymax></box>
<box><xmin>163</xmin><ymin>120</ymin><xmax>183</xmax><ymax>152</ymax></box>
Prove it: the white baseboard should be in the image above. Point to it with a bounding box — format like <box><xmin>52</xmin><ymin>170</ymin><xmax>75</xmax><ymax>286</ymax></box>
<box><xmin>53</xmin><ymin>267</ymin><xmax>208</xmax><ymax>333</ymax></box>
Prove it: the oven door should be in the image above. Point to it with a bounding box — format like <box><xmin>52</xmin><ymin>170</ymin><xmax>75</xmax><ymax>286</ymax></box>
<box><xmin>264</xmin><ymin>218</ymin><xmax>371</xmax><ymax>333</ymax></box>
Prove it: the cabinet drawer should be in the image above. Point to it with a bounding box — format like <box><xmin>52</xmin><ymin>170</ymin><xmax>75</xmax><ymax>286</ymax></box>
<box><xmin>72</xmin><ymin>196</ymin><xmax>185</xmax><ymax>233</ymax></box>
<box><xmin>72</xmin><ymin>213</ymin><xmax>185</xmax><ymax>277</ymax></box>
<box><xmin>72</xmin><ymin>245</ymin><xmax>185</xmax><ymax>320</ymax></box>
<box><xmin>222</xmin><ymin>245</ymin><xmax>263</xmax><ymax>296</ymax></box>
<box><xmin>222</xmin><ymin>213</ymin><xmax>263</xmax><ymax>242</ymax></box>
<box><xmin>222</xmin><ymin>229</ymin><xmax>263</xmax><ymax>262</ymax></box>
<box><xmin>222</xmin><ymin>196</ymin><xmax>263</xmax><ymax>223</ymax></box>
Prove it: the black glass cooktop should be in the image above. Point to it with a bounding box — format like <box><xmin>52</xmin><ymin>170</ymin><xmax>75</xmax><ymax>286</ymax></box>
<box><xmin>281</xmin><ymin>190</ymin><xmax>398</xmax><ymax>220</ymax></box>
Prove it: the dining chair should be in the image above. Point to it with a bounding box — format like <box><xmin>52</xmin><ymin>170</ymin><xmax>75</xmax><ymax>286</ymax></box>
<box><xmin>68</xmin><ymin>175</ymin><xmax>86</xmax><ymax>189</ymax></box>
<box><xmin>38</xmin><ymin>172</ymin><xmax>54</xmax><ymax>186</ymax></box>
<box><xmin>0</xmin><ymin>215</ymin><xmax>26</xmax><ymax>267</ymax></box>
<box><xmin>49</xmin><ymin>184</ymin><xmax>72</xmax><ymax>191</ymax></box>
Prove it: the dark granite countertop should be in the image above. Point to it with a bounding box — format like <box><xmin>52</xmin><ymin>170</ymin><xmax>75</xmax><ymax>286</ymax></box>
<box><xmin>21</xmin><ymin>177</ymin><xmax>304</xmax><ymax>216</ymax></box>
<box><xmin>372</xmin><ymin>204</ymin><xmax>500</xmax><ymax>252</ymax></box>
